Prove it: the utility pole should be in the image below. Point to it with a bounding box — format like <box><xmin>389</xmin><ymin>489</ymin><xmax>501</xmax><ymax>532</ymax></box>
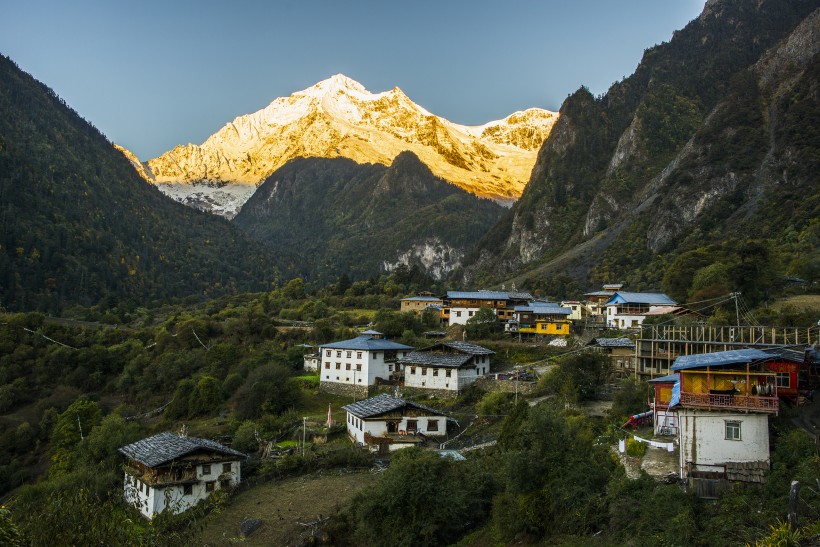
<box><xmin>788</xmin><ymin>481</ymin><xmax>800</xmax><ymax>530</ymax></box>
<box><xmin>302</xmin><ymin>417</ymin><xmax>307</xmax><ymax>456</ymax></box>
<box><xmin>733</xmin><ymin>292</ymin><xmax>741</xmax><ymax>326</ymax></box>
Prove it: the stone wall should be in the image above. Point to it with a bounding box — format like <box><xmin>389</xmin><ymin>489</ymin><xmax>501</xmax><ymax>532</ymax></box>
<box><xmin>319</xmin><ymin>381</ymin><xmax>370</xmax><ymax>399</ymax></box>
<box><xmin>473</xmin><ymin>378</ymin><xmax>539</xmax><ymax>395</ymax></box>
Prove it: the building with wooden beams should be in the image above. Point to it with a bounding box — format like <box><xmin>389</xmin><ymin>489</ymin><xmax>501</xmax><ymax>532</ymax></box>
<box><xmin>119</xmin><ymin>432</ymin><xmax>245</xmax><ymax>519</ymax></box>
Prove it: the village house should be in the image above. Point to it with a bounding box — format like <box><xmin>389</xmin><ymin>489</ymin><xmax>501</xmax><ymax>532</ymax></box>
<box><xmin>400</xmin><ymin>294</ymin><xmax>444</xmax><ymax>313</ymax></box>
<box><xmin>560</xmin><ymin>300</ymin><xmax>588</xmax><ymax>321</ymax></box>
<box><xmin>319</xmin><ymin>333</ymin><xmax>413</xmax><ymax>397</ymax></box>
<box><xmin>587</xmin><ymin>337</ymin><xmax>635</xmax><ymax>378</ymax></box>
<box><xmin>505</xmin><ymin>301</ymin><xmax>572</xmax><ymax>337</ymax></box>
<box><xmin>442</xmin><ymin>290</ymin><xmax>533</xmax><ymax>326</ymax></box>
<box><xmin>605</xmin><ymin>291</ymin><xmax>677</xmax><ymax>329</ymax></box>
<box><xmin>119</xmin><ymin>432</ymin><xmax>245</xmax><ymax>520</ymax></box>
<box><xmin>342</xmin><ymin>393</ymin><xmax>448</xmax><ymax>453</ymax></box>
<box><xmin>399</xmin><ymin>341</ymin><xmax>495</xmax><ymax>395</ymax></box>
<box><xmin>583</xmin><ymin>283</ymin><xmax>623</xmax><ymax>320</ymax></box>
<box><xmin>671</xmin><ymin>349</ymin><xmax>779</xmax><ymax>493</ymax></box>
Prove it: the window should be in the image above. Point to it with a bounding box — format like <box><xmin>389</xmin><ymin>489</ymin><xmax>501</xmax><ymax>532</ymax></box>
<box><xmin>469</xmin><ymin>311</ymin><xmax>474</xmax><ymax>317</ymax></box>
<box><xmin>336</xmin><ymin>363</ymin><xmax>341</xmax><ymax>369</ymax></box>
<box><xmin>202</xmin><ymin>464</ymin><xmax>211</xmax><ymax>476</ymax></box>
<box><xmin>433</xmin><ymin>369</ymin><xmax>438</xmax><ymax>376</ymax></box>
<box><xmin>456</xmin><ymin>311</ymin><xmax>462</xmax><ymax>317</ymax></box>
<box><xmin>446</xmin><ymin>370</ymin><xmax>451</xmax><ymax>378</ymax></box>
<box><xmin>205</xmin><ymin>481</ymin><xmax>215</xmax><ymax>493</ymax></box>
<box><xmin>373</xmin><ymin>352</ymin><xmax>379</xmax><ymax>359</ymax></box>
<box><xmin>776</xmin><ymin>373</ymin><xmax>790</xmax><ymax>388</ymax></box>
<box><xmin>357</xmin><ymin>352</ymin><xmax>362</xmax><ymax>359</ymax></box>
<box><xmin>346</xmin><ymin>351</ymin><xmax>352</xmax><ymax>358</ymax></box>
<box><xmin>220</xmin><ymin>479</ymin><xmax>231</xmax><ymax>490</ymax></box>
<box><xmin>428</xmin><ymin>420</ymin><xmax>439</xmax><ymax>431</ymax></box>
<box><xmin>183</xmin><ymin>484</ymin><xmax>192</xmax><ymax>496</ymax></box>
<box><xmin>725</xmin><ymin>421</ymin><xmax>741</xmax><ymax>441</ymax></box>
<box><xmin>325</xmin><ymin>350</ymin><xmax>331</xmax><ymax>357</ymax></box>
<box><xmin>410</xmin><ymin>367</ymin><xmax>416</xmax><ymax>374</ymax></box>
<box><xmin>388</xmin><ymin>364</ymin><xmax>393</xmax><ymax>371</ymax></box>
<box><xmin>223</xmin><ymin>463</ymin><xmax>232</xmax><ymax>474</ymax></box>
<box><xmin>346</xmin><ymin>363</ymin><xmax>351</xmax><ymax>370</ymax></box>
<box><xmin>356</xmin><ymin>364</ymin><xmax>362</xmax><ymax>371</ymax></box>
<box><xmin>325</xmin><ymin>362</ymin><xmax>330</xmax><ymax>369</ymax></box>
<box><xmin>421</xmin><ymin>368</ymin><xmax>427</xmax><ymax>376</ymax></box>
<box><xmin>337</xmin><ymin>351</ymin><xmax>342</xmax><ymax>358</ymax></box>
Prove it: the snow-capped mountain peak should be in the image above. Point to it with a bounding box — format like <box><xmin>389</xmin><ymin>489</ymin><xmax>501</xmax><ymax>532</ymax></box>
<box><xmin>127</xmin><ymin>75</ymin><xmax>558</xmax><ymax>217</ymax></box>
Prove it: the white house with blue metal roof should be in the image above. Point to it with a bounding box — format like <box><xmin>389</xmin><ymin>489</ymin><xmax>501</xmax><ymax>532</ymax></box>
<box><xmin>319</xmin><ymin>335</ymin><xmax>414</xmax><ymax>396</ymax></box>
<box><xmin>605</xmin><ymin>291</ymin><xmax>677</xmax><ymax>329</ymax></box>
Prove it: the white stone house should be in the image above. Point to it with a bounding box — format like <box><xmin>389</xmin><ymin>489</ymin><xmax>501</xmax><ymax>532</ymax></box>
<box><xmin>399</xmin><ymin>341</ymin><xmax>494</xmax><ymax>393</ymax></box>
<box><xmin>342</xmin><ymin>394</ymin><xmax>448</xmax><ymax>453</ymax></box>
<box><xmin>119</xmin><ymin>432</ymin><xmax>245</xmax><ymax>519</ymax></box>
<box><xmin>605</xmin><ymin>291</ymin><xmax>677</xmax><ymax>329</ymax></box>
<box><xmin>671</xmin><ymin>349</ymin><xmax>778</xmax><ymax>486</ymax></box>
<box><xmin>319</xmin><ymin>335</ymin><xmax>413</xmax><ymax>394</ymax></box>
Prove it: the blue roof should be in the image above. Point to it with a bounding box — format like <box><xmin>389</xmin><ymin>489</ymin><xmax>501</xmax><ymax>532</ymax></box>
<box><xmin>514</xmin><ymin>302</ymin><xmax>571</xmax><ymax>315</ymax></box>
<box><xmin>447</xmin><ymin>290</ymin><xmax>533</xmax><ymax>301</ymax></box>
<box><xmin>671</xmin><ymin>349</ymin><xmax>773</xmax><ymax>371</ymax></box>
<box><xmin>648</xmin><ymin>373</ymin><xmax>679</xmax><ymax>384</ymax></box>
<box><xmin>320</xmin><ymin>336</ymin><xmax>413</xmax><ymax>351</ymax></box>
<box><xmin>606</xmin><ymin>291</ymin><xmax>677</xmax><ymax>306</ymax></box>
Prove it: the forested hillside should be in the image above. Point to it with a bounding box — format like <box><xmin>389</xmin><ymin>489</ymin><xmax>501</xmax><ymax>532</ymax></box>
<box><xmin>0</xmin><ymin>55</ymin><xmax>282</xmax><ymax>314</ymax></box>
<box><xmin>234</xmin><ymin>152</ymin><xmax>504</xmax><ymax>283</ymax></box>
<box><xmin>464</xmin><ymin>0</ymin><xmax>820</xmax><ymax>303</ymax></box>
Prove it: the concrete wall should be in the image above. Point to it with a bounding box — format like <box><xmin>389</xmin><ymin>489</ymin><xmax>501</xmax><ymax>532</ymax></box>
<box><xmin>319</xmin><ymin>381</ymin><xmax>371</xmax><ymax>399</ymax></box>
<box><xmin>473</xmin><ymin>378</ymin><xmax>538</xmax><ymax>395</ymax></box>
<box><xmin>319</xmin><ymin>347</ymin><xmax>410</xmax><ymax>386</ymax></box>
<box><xmin>677</xmin><ymin>409</ymin><xmax>770</xmax><ymax>477</ymax></box>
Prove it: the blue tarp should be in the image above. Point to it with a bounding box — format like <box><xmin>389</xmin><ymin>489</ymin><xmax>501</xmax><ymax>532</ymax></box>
<box><xmin>671</xmin><ymin>348</ymin><xmax>772</xmax><ymax>371</ymax></box>
<box><xmin>669</xmin><ymin>380</ymin><xmax>681</xmax><ymax>408</ymax></box>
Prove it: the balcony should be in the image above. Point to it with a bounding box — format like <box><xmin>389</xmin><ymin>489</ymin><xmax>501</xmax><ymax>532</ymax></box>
<box><xmin>679</xmin><ymin>391</ymin><xmax>779</xmax><ymax>413</ymax></box>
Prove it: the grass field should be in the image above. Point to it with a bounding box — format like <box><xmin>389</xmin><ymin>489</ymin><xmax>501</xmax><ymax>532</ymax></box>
<box><xmin>198</xmin><ymin>470</ymin><xmax>378</xmax><ymax>545</ymax></box>
<box><xmin>771</xmin><ymin>294</ymin><xmax>820</xmax><ymax>312</ymax></box>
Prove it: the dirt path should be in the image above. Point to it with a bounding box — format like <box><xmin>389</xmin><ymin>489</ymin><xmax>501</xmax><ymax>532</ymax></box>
<box><xmin>198</xmin><ymin>470</ymin><xmax>379</xmax><ymax>546</ymax></box>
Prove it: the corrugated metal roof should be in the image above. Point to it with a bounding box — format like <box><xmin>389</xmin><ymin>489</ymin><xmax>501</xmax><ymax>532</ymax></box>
<box><xmin>437</xmin><ymin>341</ymin><xmax>495</xmax><ymax>355</ymax></box>
<box><xmin>606</xmin><ymin>292</ymin><xmax>677</xmax><ymax>306</ymax></box>
<box><xmin>584</xmin><ymin>290</ymin><xmax>615</xmax><ymax>297</ymax></box>
<box><xmin>671</xmin><ymin>349</ymin><xmax>773</xmax><ymax>371</ymax></box>
<box><xmin>446</xmin><ymin>290</ymin><xmax>533</xmax><ymax>301</ymax></box>
<box><xmin>119</xmin><ymin>432</ymin><xmax>245</xmax><ymax>468</ymax></box>
<box><xmin>342</xmin><ymin>394</ymin><xmax>445</xmax><ymax>419</ymax></box>
<box><xmin>401</xmin><ymin>296</ymin><xmax>442</xmax><ymax>302</ymax></box>
<box><xmin>648</xmin><ymin>373</ymin><xmax>680</xmax><ymax>384</ymax></box>
<box><xmin>513</xmin><ymin>302</ymin><xmax>571</xmax><ymax>315</ymax></box>
<box><xmin>321</xmin><ymin>335</ymin><xmax>413</xmax><ymax>351</ymax></box>
<box><xmin>589</xmin><ymin>337</ymin><xmax>634</xmax><ymax>348</ymax></box>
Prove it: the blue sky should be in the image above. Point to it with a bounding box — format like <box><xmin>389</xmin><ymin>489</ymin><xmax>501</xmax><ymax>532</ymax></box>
<box><xmin>1</xmin><ymin>1</ymin><xmax>705</xmax><ymax>159</ymax></box>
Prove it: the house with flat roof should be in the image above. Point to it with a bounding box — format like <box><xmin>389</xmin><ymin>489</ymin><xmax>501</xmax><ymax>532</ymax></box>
<box><xmin>342</xmin><ymin>394</ymin><xmax>448</xmax><ymax>454</ymax></box>
<box><xmin>400</xmin><ymin>295</ymin><xmax>444</xmax><ymax>313</ymax></box>
<box><xmin>399</xmin><ymin>341</ymin><xmax>494</xmax><ymax>395</ymax></box>
<box><xmin>119</xmin><ymin>432</ymin><xmax>245</xmax><ymax>519</ymax></box>
<box><xmin>319</xmin><ymin>335</ymin><xmax>413</xmax><ymax>397</ymax></box>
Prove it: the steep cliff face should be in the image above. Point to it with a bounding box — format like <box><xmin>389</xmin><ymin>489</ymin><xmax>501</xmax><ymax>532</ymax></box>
<box><xmin>233</xmin><ymin>152</ymin><xmax>504</xmax><ymax>282</ymax></box>
<box><xmin>463</xmin><ymin>0</ymin><xmax>820</xmax><ymax>290</ymax></box>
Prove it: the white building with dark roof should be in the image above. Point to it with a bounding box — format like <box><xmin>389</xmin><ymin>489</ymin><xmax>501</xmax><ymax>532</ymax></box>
<box><xmin>399</xmin><ymin>341</ymin><xmax>495</xmax><ymax>394</ymax></box>
<box><xmin>342</xmin><ymin>394</ymin><xmax>448</xmax><ymax>453</ymax></box>
<box><xmin>319</xmin><ymin>335</ymin><xmax>413</xmax><ymax>396</ymax></box>
<box><xmin>119</xmin><ymin>432</ymin><xmax>245</xmax><ymax>519</ymax></box>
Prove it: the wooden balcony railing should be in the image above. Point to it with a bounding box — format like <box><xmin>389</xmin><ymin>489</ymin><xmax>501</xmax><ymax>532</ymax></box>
<box><xmin>679</xmin><ymin>391</ymin><xmax>779</xmax><ymax>413</ymax></box>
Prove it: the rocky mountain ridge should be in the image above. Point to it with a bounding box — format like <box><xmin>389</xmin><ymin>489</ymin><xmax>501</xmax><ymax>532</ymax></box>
<box><xmin>463</xmin><ymin>0</ymin><xmax>820</xmax><ymax>297</ymax></box>
<box><xmin>122</xmin><ymin>75</ymin><xmax>557</xmax><ymax>218</ymax></box>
